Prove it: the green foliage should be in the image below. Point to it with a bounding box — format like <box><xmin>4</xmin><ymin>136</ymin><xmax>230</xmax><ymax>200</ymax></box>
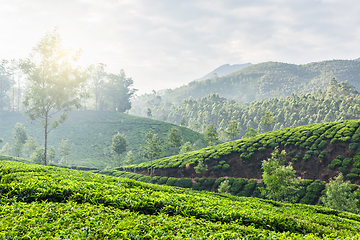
<box><xmin>11</xmin><ymin>123</ymin><xmax>28</xmax><ymax>157</ymax></box>
<box><xmin>166</xmin><ymin>127</ymin><xmax>182</xmax><ymax>154</ymax></box>
<box><xmin>194</xmin><ymin>160</ymin><xmax>208</xmax><ymax>174</ymax></box>
<box><xmin>179</xmin><ymin>141</ymin><xmax>192</xmax><ymax>154</ymax></box>
<box><xmin>260</xmin><ymin>112</ymin><xmax>277</xmax><ymax>132</ymax></box>
<box><xmin>320</xmin><ymin>173</ymin><xmax>359</xmax><ymax>213</ymax></box>
<box><xmin>222</xmin><ymin>164</ymin><xmax>230</xmax><ymax>171</ymax></box>
<box><xmin>261</xmin><ymin>147</ymin><xmax>300</xmax><ymax>201</ymax></box>
<box><xmin>140</xmin><ymin>131</ymin><xmax>162</xmax><ymax>177</ymax></box>
<box><xmin>225</xmin><ymin>119</ymin><xmax>240</xmax><ymax>140</ymax></box>
<box><xmin>123</xmin><ymin>150</ymin><xmax>135</xmax><ymax>166</ymax></box>
<box><xmin>2</xmin><ymin>160</ymin><xmax>360</xmax><ymax>239</ymax></box>
<box><xmin>165</xmin><ymin>177</ymin><xmax>178</xmax><ymax>186</ymax></box>
<box><xmin>218</xmin><ymin>179</ymin><xmax>231</xmax><ymax>194</ymax></box>
<box><xmin>204</xmin><ymin>124</ymin><xmax>219</xmax><ymax>146</ymax></box>
<box><xmin>349</xmin><ymin>143</ymin><xmax>359</xmax><ymax>151</ymax></box>
<box><xmin>176</xmin><ymin>178</ymin><xmax>192</xmax><ymax>188</ymax></box>
<box><xmin>245</xmin><ymin>128</ymin><xmax>260</xmax><ymax>138</ymax></box>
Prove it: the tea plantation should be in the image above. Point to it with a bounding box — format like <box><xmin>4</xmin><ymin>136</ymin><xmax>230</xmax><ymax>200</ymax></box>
<box><xmin>121</xmin><ymin>120</ymin><xmax>360</xmax><ymax>184</ymax></box>
<box><xmin>1</xmin><ymin>160</ymin><xmax>360</xmax><ymax>239</ymax></box>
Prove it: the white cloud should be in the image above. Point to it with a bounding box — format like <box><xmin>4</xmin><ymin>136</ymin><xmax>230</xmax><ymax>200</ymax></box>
<box><xmin>1</xmin><ymin>0</ymin><xmax>360</xmax><ymax>93</ymax></box>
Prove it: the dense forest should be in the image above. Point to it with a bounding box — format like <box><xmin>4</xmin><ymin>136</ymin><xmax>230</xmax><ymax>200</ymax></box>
<box><xmin>133</xmin><ymin>78</ymin><xmax>360</xmax><ymax>141</ymax></box>
<box><xmin>129</xmin><ymin>60</ymin><xmax>360</xmax><ymax>116</ymax></box>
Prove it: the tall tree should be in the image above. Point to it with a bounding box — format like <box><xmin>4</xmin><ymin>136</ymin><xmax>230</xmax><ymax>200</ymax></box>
<box><xmin>11</xmin><ymin>122</ymin><xmax>28</xmax><ymax>157</ymax></box>
<box><xmin>261</xmin><ymin>147</ymin><xmax>299</xmax><ymax>202</ymax></box>
<box><xmin>319</xmin><ymin>173</ymin><xmax>358</xmax><ymax>213</ymax></box>
<box><xmin>110</xmin><ymin>132</ymin><xmax>128</xmax><ymax>166</ymax></box>
<box><xmin>260</xmin><ymin>112</ymin><xmax>277</xmax><ymax>132</ymax></box>
<box><xmin>140</xmin><ymin>131</ymin><xmax>162</xmax><ymax>177</ymax></box>
<box><xmin>204</xmin><ymin>124</ymin><xmax>219</xmax><ymax>146</ymax></box>
<box><xmin>89</xmin><ymin>63</ymin><xmax>106</xmax><ymax>110</ymax></box>
<box><xmin>104</xmin><ymin>70</ymin><xmax>137</xmax><ymax>112</ymax></box>
<box><xmin>19</xmin><ymin>28</ymin><xmax>88</xmax><ymax>165</ymax></box>
<box><xmin>166</xmin><ymin>127</ymin><xmax>182</xmax><ymax>154</ymax></box>
<box><xmin>225</xmin><ymin>119</ymin><xmax>240</xmax><ymax>140</ymax></box>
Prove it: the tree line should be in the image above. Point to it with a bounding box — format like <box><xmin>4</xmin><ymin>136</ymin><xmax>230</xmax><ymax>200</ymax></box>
<box><xmin>138</xmin><ymin>78</ymin><xmax>360</xmax><ymax>141</ymax></box>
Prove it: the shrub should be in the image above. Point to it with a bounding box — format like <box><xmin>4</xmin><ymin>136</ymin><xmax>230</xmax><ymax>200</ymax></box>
<box><xmin>191</xmin><ymin>182</ymin><xmax>203</xmax><ymax>190</ymax></box>
<box><xmin>219</xmin><ymin>160</ymin><xmax>226</xmax><ymax>165</ymax></box>
<box><xmin>318</xmin><ymin>151</ymin><xmax>327</xmax><ymax>158</ymax></box>
<box><xmin>258</xmin><ymin>147</ymin><xmax>266</xmax><ymax>152</ymax></box>
<box><xmin>158</xmin><ymin>177</ymin><xmax>168</xmax><ymax>185</ymax></box>
<box><xmin>339</xmin><ymin>167</ymin><xmax>347</xmax><ymax>174</ymax></box>
<box><xmin>346</xmin><ymin>173</ymin><xmax>358</xmax><ymax>183</ymax></box>
<box><xmin>138</xmin><ymin>176</ymin><xmax>151</xmax><ymax>183</ymax></box>
<box><xmin>238</xmin><ymin>180</ymin><xmax>257</xmax><ymax>197</ymax></box>
<box><xmin>342</xmin><ymin>158</ymin><xmax>352</xmax><ymax>168</ymax></box>
<box><xmin>150</xmin><ymin>176</ymin><xmax>160</xmax><ymax>184</ymax></box>
<box><xmin>176</xmin><ymin>178</ymin><xmax>193</xmax><ymax>188</ymax></box>
<box><xmin>203</xmin><ymin>178</ymin><xmax>216</xmax><ymax>188</ymax></box>
<box><xmin>330</xmin><ymin>138</ymin><xmax>339</xmax><ymax>144</ymax></box>
<box><xmin>349</xmin><ymin>143</ymin><xmax>358</xmax><ymax>151</ymax></box>
<box><xmin>303</xmin><ymin>154</ymin><xmax>311</xmax><ymax>162</ymax></box>
<box><xmin>229</xmin><ymin>178</ymin><xmax>247</xmax><ymax>195</ymax></box>
<box><xmin>222</xmin><ymin>164</ymin><xmax>230</xmax><ymax>171</ymax></box>
<box><xmin>212</xmin><ymin>165</ymin><xmax>221</xmax><ymax>171</ymax></box>
<box><xmin>351</xmin><ymin>168</ymin><xmax>360</xmax><ymax>175</ymax></box>
<box><xmin>288</xmin><ymin>151</ymin><xmax>295</xmax><ymax>157</ymax></box>
<box><xmin>166</xmin><ymin>177</ymin><xmax>178</xmax><ymax>186</ymax></box>
<box><xmin>213</xmin><ymin>177</ymin><xmax>226</xmax><ymax>190</ymax></box>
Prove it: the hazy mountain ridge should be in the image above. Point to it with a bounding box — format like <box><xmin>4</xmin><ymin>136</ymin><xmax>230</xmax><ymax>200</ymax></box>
<box><xmin>194</xmin><ymin>63</ymin><xmax>252</xmax><ymax>81</ymax></box>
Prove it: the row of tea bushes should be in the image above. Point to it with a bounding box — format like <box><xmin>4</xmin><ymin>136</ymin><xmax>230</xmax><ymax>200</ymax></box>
<box><xmin>1</xmin><ymin>160</ymin><xmax>360</xmax><ymax>238</ymax></box>
<box><xmin>100</xmin><ymin>169</ymin><xmax>342</xmax><ymax>205</ymax></box>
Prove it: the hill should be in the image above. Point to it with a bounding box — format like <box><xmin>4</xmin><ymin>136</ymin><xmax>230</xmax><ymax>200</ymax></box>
<box><xmin>1</xmin><ymin>159</ymin><xmax>360</xmax><ymax>238</ymax></box>
<box><xmin>194</xmin><ymin>63</ymin><xmax>252</xmax><ymax>81</ymax></box>
<box><xmin>0</xmin><ymin>110</ymin><xmax>215</xmax><ymax>168</ymax></box>
<box><xmin>121</xmin><ymin>120</ymin><xmax>360</xmax><ymax>184</ymax></box>
<box><xmin>129</xmin><ymin>59</ymin><xmax>360</xmax><ymax>117</ymax></box>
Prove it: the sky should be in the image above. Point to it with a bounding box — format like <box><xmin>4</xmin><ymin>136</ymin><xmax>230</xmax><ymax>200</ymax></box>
<box><xmin>1</xmin><ymin>0</ymin><xmax>360</xmax><ymax>94</ymax></box>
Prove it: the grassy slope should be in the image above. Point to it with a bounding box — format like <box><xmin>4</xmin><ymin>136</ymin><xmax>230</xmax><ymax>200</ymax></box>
<box><xmin>129</xmin><ymin>60</ymin><xmax>360</xmax><ymax>116</ymax></box>
<box><xmin>122</xmin><ymin>119</ymin><xmax>360</xmax><ymax>184</ymax></box>
<box><xmin>0</xmin><ymin>110</ymin><xmax>215</xmax><ymax>168</ymax></box>
<box><xmin>1</xmin><ymin>159</ymin><xmax>360</xmax><ymax>239</ymax></box>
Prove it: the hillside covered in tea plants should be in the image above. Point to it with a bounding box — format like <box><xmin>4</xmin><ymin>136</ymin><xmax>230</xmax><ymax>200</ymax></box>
<box><xmin>1</xmin><ymin>159</ymin><xmax>360</xmax><ymax>239</ymax></box>
<box><xmin>121</xmin><ymin>119</ymin><xmax>360</xmax><ymax>185</ymax></box>
<box><xmin>0</xmin><ymin>110</ymin><xmax>215</xmax><ymax>168</ymax></box>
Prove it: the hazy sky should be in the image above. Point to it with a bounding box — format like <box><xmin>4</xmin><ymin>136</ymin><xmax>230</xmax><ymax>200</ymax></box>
<box><xmin>1</xmin><ymin>0</ymin><xmax>360</xmax><ymax>94</ymax></box>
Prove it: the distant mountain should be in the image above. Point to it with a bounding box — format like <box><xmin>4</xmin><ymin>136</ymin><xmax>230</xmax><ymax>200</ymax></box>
<box><xmin>355</xmin><ymin>57</ymin><xmax>360</xmax><ymax>61</ymax></box>
<box><xmin>194</xmin><ymin>63</ymin><xmax>252</xmax><ymax>81</ymax></box>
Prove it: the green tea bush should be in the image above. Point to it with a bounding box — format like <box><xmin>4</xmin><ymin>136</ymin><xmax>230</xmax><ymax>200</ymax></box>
<box><xmin>222</xmin><ymin>164</ymin><xmax>230</xmax><ymax>171</ymax></box>
<box><xmin>176</xmin><ymin>178</ymin><xmax>193</xmax><ymax>188</ymax></box>
<box><xmin>349</xmin><ymin>143</ymin><xmax>359</xmax><ymax>151</ymax></box>
<box><xmin>351</xmin><ymin>168</ymin><xmax>360</xmax><ymax>175</ymax></box>
<box><xmin>342</xmin><ymin>158</ymin><xmax>352</xmax><ymax>168</ymax></box>
<box><xmin>158</xmin><ymin>177</ymin><xmax>168</xmax><ymax>185</ymax></box>
<box><xmin>229</xmin><ymin>178</ymin><xmax>247</xmax><ymax>195</ymax></box>
<box><xmin>238</xmin><ymin>180</ymin><xmax>257</xmax><ymax>197</ymax></box>
<box><xmin>166</xmin><ymin>177</ymin><xmax>178</xmax><ymax>186</ymax></box>
<box><xmin>347</xmin><ymin>173</ymin><xmax>359</xmax><ymax>183</ymax></box>
<box><xmin>213</xmin><ymin>177</ymin><xmax>226</xmax><ymax>190</ymax></box>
